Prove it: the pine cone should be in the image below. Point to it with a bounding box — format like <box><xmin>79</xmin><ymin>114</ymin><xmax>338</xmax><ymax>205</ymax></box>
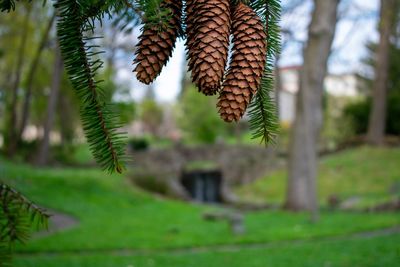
<box><xmin>185</xmin><ymin>0</ymin><xmax>231</xmax><ymax>95</ymax></box>
<box><xmin>217</xmin><ymin>3</ymin><xmax>267</xmax><ymax>122</ymax></box>
<box><xmin>134</xmin><ymin>0</ymin><xmax>182</xmax><ymax>84</ymax></box>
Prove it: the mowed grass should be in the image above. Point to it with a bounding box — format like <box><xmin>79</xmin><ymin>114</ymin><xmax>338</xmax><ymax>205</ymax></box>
<box><xmin>0</xmin><ymin>147</ymin><xmax>399</xmax><ymax>266</ymax></box>
<box><xmin>235</xmin><ymin>146</ymin><xmax>400</xmax><ymax>207</ymax></box>
<box><xmin>14</xmin><ymin>233</ymin><xmax>400</xmax><ymax>267</ymax></box>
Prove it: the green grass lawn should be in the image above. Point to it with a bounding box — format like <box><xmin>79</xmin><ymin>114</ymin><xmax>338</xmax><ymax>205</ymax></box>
<box><xmin>15</xmin><ymin>232</ymin><xmax>400</xmax><ymax>267</ymax></box>
<box><xmin>236</xmin><ymin>146</ymin><xmax>400</xmax><ymax>208</ymax></box>
<box><xmin>0</xmin><ymin>146</ymin><xmax>399</xmax><ymax>266</ymax></box>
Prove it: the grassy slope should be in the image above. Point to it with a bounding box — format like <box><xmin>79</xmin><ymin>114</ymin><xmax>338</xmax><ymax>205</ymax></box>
<box><xmin>0</xmin><ymin>158</ymin><xmax>397</xmax><ymax>252</ymax></box>
<box><xmin>0</xmin><ymin>147</ymin><xmax>399</xmax><ymax>266</ymax></box>
<box><xmin>236</xmin><ymin>146</ymin><xmax>400</xmax><ymax>207</ymax></box>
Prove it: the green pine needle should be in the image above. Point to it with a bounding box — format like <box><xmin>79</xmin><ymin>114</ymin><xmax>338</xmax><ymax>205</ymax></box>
<box><xmin>0</xmin><ymin>183</ymin><xmax>49</xmax><ymax>266</ymax></box>
<box><xmin>248</xmin><ymin>0</ymin><xmax>281</xmax><ymax>145</ymax></box>
<box><xmin>55</xmin><ymin>0</ymin><xmax>127</xmax><ymax>173</ymax></box>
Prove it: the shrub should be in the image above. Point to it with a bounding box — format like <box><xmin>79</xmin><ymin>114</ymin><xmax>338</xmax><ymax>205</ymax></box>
<box><xmin>343</xmin><ymin>92</ymin><xmax>400</xmax><ymax>135</ymax></box>
<box><xmin>128</xmin><ymin>137</ymin><xmax>149</xmax><ymax>151</ymax></box>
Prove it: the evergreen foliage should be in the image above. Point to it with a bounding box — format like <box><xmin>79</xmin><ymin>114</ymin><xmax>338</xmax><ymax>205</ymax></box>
<box><xmin>247</xmin><ymin>0</ymin><xmax>281</xmax><ymax>144</ymax></box>
<box><xmin>0</xmin><ymin>183</ymin><xmax>49</xmax><ymax>266</ymax></box>
<box><xmin>54</xmin><ymin>0</ymin><xmax>129</xmax><ymax>173</ymax></box>
<box><xmin>0</xmin><ymin>0</ymin><xmax>20</xmax><ymax>12</ymax></box>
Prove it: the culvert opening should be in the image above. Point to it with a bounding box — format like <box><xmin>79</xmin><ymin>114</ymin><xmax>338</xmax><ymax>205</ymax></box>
<box><xmin>181</xmin><ymin>170</ymin><xmax>223</xmax><ymax>203</ymax></box>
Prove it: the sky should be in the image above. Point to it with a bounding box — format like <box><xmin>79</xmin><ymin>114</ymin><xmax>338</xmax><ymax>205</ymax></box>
<box><xmin>115</xmin><ymin>0</ymin><xmax>380</xmax><ymax>103</ymax></box>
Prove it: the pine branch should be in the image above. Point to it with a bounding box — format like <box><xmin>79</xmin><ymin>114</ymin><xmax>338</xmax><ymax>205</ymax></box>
<box><xmin>55</xmin><ymin>0</ymin><xmax>127</xmax><ymax>173</ymax></box>
<box><xmin>248</xmin><ymin>0</ymin><xmax>281</xmax><ymax>144</ymax></box>
<box><xmin>0</xmin><ymin>0</ymin><xmax>38</xmax><ymax>13</ymax></box>
<box><xmin>135</xmin><ymin>0</ymin><xmax>177</xmax><ymax>33</ymax></box>
<box><xmin>114</xmin><ymin>0</ymin><xmax>143</xmax><ymax>30</ymax></box>
<box><xmin>0</xmin><ymin>0</ymin><xmax>17</xmax><ymax>12</ymax></box>
<box><xmin>0</xmin><ymin>183</ymin><xmax>49</xmax><ymax>266</ymax></box>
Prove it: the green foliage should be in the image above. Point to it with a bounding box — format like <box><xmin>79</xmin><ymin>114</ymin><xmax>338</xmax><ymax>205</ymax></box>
<box><xmin>115</xmin><ymin>101</ymin><xmax>136</xmax><ymax>125</ymax></box>
<box><xmin>178</xmin><ymin>87</ymin><xmax>229</xmax><ymax>144</ymax></box>
<box><xmin>55</xmin><ymin>0</ymin><xmax>127</xmax><ymax>173</ymax></box>
<box><xmin>346</xmin><ymin>39</ymin><xmax>400</xmax><ymax>136</ymax></box>
<box><xmin>128</xmin><ymin>137</ymin><xmax>149</xmax><ymax>151</ymax></box>
<box><xmin>0</xmin><ymin>183</ymin><xmax>49</xmax><ymax>266</ymax></box>
<box><xmin>139</xmin><ymin>98</ymin><xmax>163</xmax><ymax>136</ymax></box>
<box><xmin>343</xmin><ymin>99</ymin><xmax>370</xmax><ymax>135</ymax></box>
<box><xmin>247</xmin><ymin>0</ymin><xmax>280</xmax><ymax>145</ymax></box>
<box><xmin>131</xmin><ymin>173</ymin><xmax>168</xmax><ymax>195</ymax></box>
<box><xmin>135</xmin><ymin>0</ymin><xmax>171</xmax><ymax>30</ymax></box>
<box><xmin>343</xmin><ymin>92</ymin><xmax>400</xmax><ymax>135</ymax></box>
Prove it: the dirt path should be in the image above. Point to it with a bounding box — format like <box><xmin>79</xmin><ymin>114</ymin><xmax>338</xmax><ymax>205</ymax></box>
<box><xmin>34</xmin><ymin>210</ymin><xmax>78</xmax><ymax>238</ymax></box>
<box><xmin>20</xmin><ymin>226</ymin><xmax>400</xmax><ymax>257</ymax></box>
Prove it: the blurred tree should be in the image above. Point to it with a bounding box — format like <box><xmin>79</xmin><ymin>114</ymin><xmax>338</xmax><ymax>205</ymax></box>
<box><xmin>36</xmin><ymin>44</ymin><xmax>63</xmax><ymax>166</ymax></box>
<box><xmin>366</xmin><ymin>0</ymin><xmax>399</xmax><ymax>145</ymax></box>
<box><xmin>139</xmin><ymin>87</ymin><xmax>163</xmax><ymax>137</ymax></box>
<box><xmin>0</xmin><ymin>2</ymin><xmax>55</xmax><ymax>159</ymax></box>
<box><xmin>56</xmin><ymin>73</ymin><xmax>80</xmax><ymax>148</ymax></box>
<box><xmin>178</xmin><ymin>87</ymin><xmax>229</xmax><ymax>144</ymax></box>
<box><xmin>285</xmin><ymin>0</ymin><xmax>340</xmax><ymax>221</ymax></box>
<box><xmin>3</xmin><ymin>3</ymin><xmax>32</xmax><ymax>156</ymax></box>
<box><xmin>344</xmin><ymin>38</ymin><xmax>400</xmax><ymax>137</ymax></box>
<box><xmin>18</xmin><ymin>12</ymin><xmax>56</xmax><ymax>144</ymax></box>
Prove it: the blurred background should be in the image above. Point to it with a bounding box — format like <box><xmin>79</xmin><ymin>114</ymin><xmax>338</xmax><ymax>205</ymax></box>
<box><xmin>0</xmin><ymin>0</ymin><xmax>399</xmax><ymax>266</ymax></box>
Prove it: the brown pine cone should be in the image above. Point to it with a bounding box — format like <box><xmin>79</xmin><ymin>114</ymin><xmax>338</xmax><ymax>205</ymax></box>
<box><xmin>185</xmin><ymin>0</ymin><xmax>231</xmax><ymax>95</ymax></box>
<box><xmin>217</xmin><ymin>3</ymin><xmax>267</xmax><ymax>122</ymax></box>
<box><xmin>134</xmin><ymin>0</ymin><xmax>182</xmax><ymax>84</ymax></box>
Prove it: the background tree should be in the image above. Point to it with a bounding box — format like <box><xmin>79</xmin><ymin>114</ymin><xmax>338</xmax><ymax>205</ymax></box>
<box><xmin>18</xmin><ymin>12</ymin><xmax>56</xmax><ymax>145</ymax></box>
<box><xmin>178</xmin><ymin>87</ymin><xmax>229</xmax><ymax>144</ymax></box>
<box><xmin>139</xmin><ymin>87</ymin><xmax>163</xmax><ymax>137</ymax></box>
<box><xmin>285</xmin><ymin>0</ymin><xmax>340</xmax><ymax>221</ymax></box>
<box><xmin>3</xmin><ymin>3</ymin><xmax>32</xmax><ymax>156</ymax></box>
<box><xmin>366</xmin><ymin>0</ymin><xmax>399</xmax><ymax>145</ymax></box>
<box><xmin>36</xmin><ymin>44</ymin><xmax>63</xmax><ymax>166</ymax></box>
<box><xmin>344</xmin><ymin>31</ymin><xmax>400</xmax><ymax>138</ymax></box>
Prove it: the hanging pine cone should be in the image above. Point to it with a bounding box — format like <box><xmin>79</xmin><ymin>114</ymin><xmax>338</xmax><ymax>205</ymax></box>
<box><xmin>133</xmin><ymin>0</ymin><xmax>182</xmax><ymax>85</ymax></box>
<box><xmin>185</xmin><ymin>0</ymin><xmax>231</xmax><ymax>95</ymax></box>
<box><xmin>217</xmin><ymin>3</ymin><xmax>267</xmax><ymax>122</ymax></box>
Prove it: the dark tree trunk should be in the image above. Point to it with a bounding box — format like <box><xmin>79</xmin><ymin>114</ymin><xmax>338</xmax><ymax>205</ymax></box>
<box><xmin>36</xmin><ymin>45</ymin><xmax>63</xmax><ymax>166</ymax></box>
<box><xmin>285</xmin><ymin>0</ymin><xmax>340</xmax><ymax>222</ymax></box>
<box><xmin>4</xmin><ymin>5</ymin><xmax>32</xmax><ymax>156</ymax></box>
<box><xmin>18</xmin><ymin>12</ymin><xmax>56</xmax><ymax>142</ymax></box>
<box><xmin>366</xmin><ymin>0</ymin><xmax>398</xmax><ymax>145</ymax></box>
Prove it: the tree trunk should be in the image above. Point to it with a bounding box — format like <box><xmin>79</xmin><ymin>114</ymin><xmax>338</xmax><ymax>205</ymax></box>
<box><xmin>58</xmin><ymin>92</ymin><xmax>75</xmax><ymax>147</ymax></box>
<box><xmin>4</xmin><ymin>5</ymin><xmax>32</xmax><ymax>156</ymax></box>
<box><xmin>36</xmin><ymin>45</ymin><xmax>63</xmax><ymax>166</ymax></box>
<box><xmin>274</xmin><ymin>55</ymin><xmax>282</xmax><ymax>120</ymax></box>
<box><xmin>285</xmin><ymin>0</ymin><xmax>340</xmax><ymax>221</ymax></box>
<box><xmin>366</xmin><ymin>0</ymin><xmax>398</xmax><ymax>145</ymax></box>
<box><xmin>18</xmin><ymin>12</ymin><xmax>56</xmax><ymax>142</ymax></box>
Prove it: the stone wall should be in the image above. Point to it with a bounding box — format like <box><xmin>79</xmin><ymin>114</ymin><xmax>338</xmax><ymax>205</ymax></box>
<box><xmin>129</xmin><ymin>144</ymin><xmax>283</xmax><ymax>203</ymax></box>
